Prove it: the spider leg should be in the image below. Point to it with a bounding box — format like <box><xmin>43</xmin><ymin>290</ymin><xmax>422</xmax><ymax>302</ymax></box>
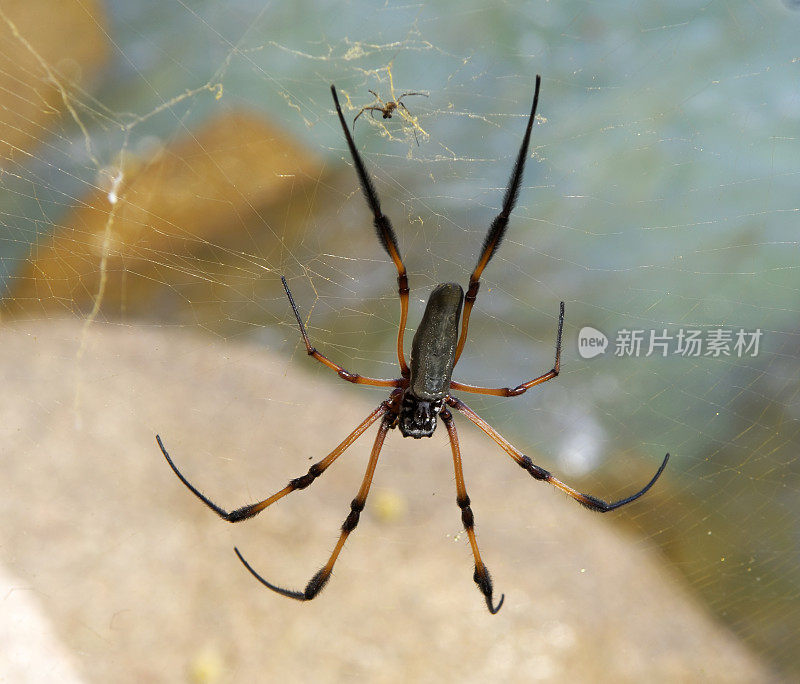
<box><xmin>354</xmin><ymin>106</ymin><xmax>382</xmax><ymax>126</ymax></box>
<box><xmin>450</xmin><ymin>301</ymin><xmax>564</xmax><ymax>397</ymax></box>
<box><xmin>447</xmin><ymin>396</ymin><xmax>669</xmax><ymax>512</ymax></box>
<box><xmin>395</xmin><ymin>92</ymin><xmax>428</xmax><ymax>107</ymax></box>
<box><xmin>397</xmin><ymin>102</ymin><xmax>420</xmax><ymax>146</ymax></box>
<box><xmin>282</xmin><ymin>276</ymin><xmax>402</xmax><ymax>388</ymax></box>
<box><xmin>331</xmin><ymin>85</ymin><xmax>411</xmax><ymax>377</ymax></box>
<box><xmin>454</xmin><ymin>75</ymin><xmax>542</xmax><ymax>365</ymax></box>
<box><xmin>156</xmin><ymin>401</ymin><xmax>390</xmax><ymax>522</ymax></box>
<box><xmin>234</xmin><ymin>413</ymin><xmax>391</xmax><ymax>600</ymax></box>
<box><xmin>441</xmin><ymin>409</ymin><xmax>504</xmax><ymax>614</ymax></box>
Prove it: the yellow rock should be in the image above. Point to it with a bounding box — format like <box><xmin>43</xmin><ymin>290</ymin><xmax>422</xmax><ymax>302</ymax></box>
<box><xmin>0</xmin><ymin>0</ymin><xmax>109</xmax><ymax>161</ymax></box>
<box><xmin>3</xmin><ymin>110</ymin><xmax>324</xmax><ymax>320</ymax></box>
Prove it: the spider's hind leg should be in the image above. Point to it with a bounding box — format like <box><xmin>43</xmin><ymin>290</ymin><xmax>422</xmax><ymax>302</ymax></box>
<box><xmin>454</xmin><ymin>75</ymin><xmax>542</xmax><ymax>365</ymax></box>
<box><xmin>331</xmin><ymin>85</ymin><xmax>412</xmax><ymax>377</ymax></box>
<box><xmin>282</xmin><ymin>276</ymin><xmax>402</xmax><ymax>388</ymax></box>
<box><xmin>450</xmin><ymin>301</ymin><xmax>564</xmax><ymax>398</ymax></box>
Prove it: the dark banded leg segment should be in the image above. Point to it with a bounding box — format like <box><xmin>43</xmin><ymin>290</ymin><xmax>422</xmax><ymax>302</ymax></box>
<box><xmin>451</xmin><ymin>301</ymin><xmax>564</xmax><ymax>397</ymax></box>
<box><xmin>454</xmin><ymin>75</ymin><xmax>542</xmax><ymax>365</ymax></box>
<box><xmin>441</xmin><ymin>408</ymin><xmax>504</xmax><ymax>614</ymax></box>
<box><xmin>448</xmin><ymin>396</ymin><xmax>669</xmax><ymax>512</ymax></box>
<box><xmin>282</xmin><ymin>276</ymin><xmax>403</xmax><ymax>388</ymax></box>
<box><xmin>156</xmin><ymin>401</ymin><xmax>389</xmax><ymax>522</ymax></box>
<box><xmin>330</xmin><ymin>85</ymin><xmax>411</xmax><ymax>377</ymax></box>
<box><xmin>235</xmin><ymin>414</ymin><xmax>391</xmax><ymax>601</ymax></box>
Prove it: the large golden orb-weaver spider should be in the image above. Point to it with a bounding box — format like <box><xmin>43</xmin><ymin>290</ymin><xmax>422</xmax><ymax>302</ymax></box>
<box><xmin>157</xmin><ymin>75</ymin><xmax>669</xmax><ymax>614</ymax></box>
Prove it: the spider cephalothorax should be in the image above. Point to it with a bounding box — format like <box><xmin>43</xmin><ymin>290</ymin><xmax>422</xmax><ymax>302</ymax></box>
<box><xmin>157</xmin><ymin>76</ymin><xmax>669</xmax><ymax>615</ymax></box>
<box><xmin>398</xmin><ymin>395</ymin><xmax>443</xmax><ymax>438</ymax></box>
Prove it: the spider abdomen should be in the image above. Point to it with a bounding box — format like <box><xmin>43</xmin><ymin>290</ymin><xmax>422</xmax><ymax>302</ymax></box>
<box><xmin>409</xmin><ymin>282</ymin><xmax>464</xmax><ymax>398</ymax></box>
<box><xmin>399</xmin><ymin>283</ymin><xmax>464</xmax><ymax>438</ymax></box>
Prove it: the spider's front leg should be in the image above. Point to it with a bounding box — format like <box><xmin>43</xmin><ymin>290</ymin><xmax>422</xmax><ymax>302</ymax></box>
<box><xmin>447</xmin><ymin>395</ymin><xmax>669</xmax><ymax>512</ymax></box>
<box><xmin>441</xmin><ymin>408</ymin><xmax>504</xmax><ymax>614</ymax></box>
<box><xmin>235</xmin><ymin>413</ymin><xmax>392</xmax><ymax>601</ymax></box>
<box><xmin>157</xmin><ymin>399</ymin><xmax>392</xmax><ymax>522</ymax></box>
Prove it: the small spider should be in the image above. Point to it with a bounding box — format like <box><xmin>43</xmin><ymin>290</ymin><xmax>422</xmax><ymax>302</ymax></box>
<box><xmin>157</xmin><ymin>75</ymin><xmax>669</xmax><ymax>614</ymax></box>
<box><xmin>353</xmin><ymin>89</ymin><xmax>428</xmax><ymax>144</ymax></box>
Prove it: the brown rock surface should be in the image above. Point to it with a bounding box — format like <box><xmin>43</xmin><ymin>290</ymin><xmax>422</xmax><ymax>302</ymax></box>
<box><xmin>0</xmin><ymin>0</ymin><xmax>109</xmax><ymax>161</ymax></box>
<box><xmin>3</xmin><ymin>110</ymin><xmax>325</xmax><ymax>321</ymax></box>
<box><xmin>0</xmin><ymin>319</ymin><xmax>776</xmax><ymax>682</ymax></box>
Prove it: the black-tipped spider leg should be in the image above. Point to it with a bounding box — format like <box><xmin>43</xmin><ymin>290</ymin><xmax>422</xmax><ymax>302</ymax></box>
<box><xmin>156</xmin><ymin>401</ymin><xmax>389</xmax><ymax>523</ymax></box>
<box><xmin>455</xmin><ymin>75</ymin><xmax>542</xmax><ymax>364</ymax></box>
<box><xmin>447</xmin><ymin>396</ymin><xmax>669</xmax><ymax>512</ymax></box>
<box><xmin>235</xmin><ymin>413</ymin><xmax>391</xmax><ymax>601</ymax></box>
<box><xmin>282</xmin><ymin>276</ymin><xmax>402</xmax><ymax>388</ymax></box>
<box><xmin>441</xmin><ymin>408</ymin><xmax>504</xmax><ymax>614</ymax></box>
<box><xmin>331</xmin><ymin>85</ymin><xmax>411</xmax><ymax>377</ymax></box>
<box><xmin>451</xmin><ymin>301</ymin><xmax>564</xmax><ymax>397</ymax></box>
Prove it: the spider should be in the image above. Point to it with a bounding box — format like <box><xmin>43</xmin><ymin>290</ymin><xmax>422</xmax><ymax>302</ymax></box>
<box><xmin>157</xmin><ymin>75</ymin><xmax>669</xmax><ymax>614</ymax></box>
<box><xmin>352</xmin><ymin>89</ymin><xmax>428</xmax><ymax>144</ymax></box>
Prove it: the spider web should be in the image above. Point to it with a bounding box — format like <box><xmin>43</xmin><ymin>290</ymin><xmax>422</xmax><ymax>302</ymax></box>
<box><xmin>1</xmin><ymin>0</ymin><xmax>799</xmax><ymax>679</ymax></box>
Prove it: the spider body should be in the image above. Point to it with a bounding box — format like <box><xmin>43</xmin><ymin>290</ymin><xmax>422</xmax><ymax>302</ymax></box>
<box><xmin>353</xmin><ymin>89</ymin><xmax>427</xmax><ymax>124</ymax></box>
<box><xmin>400</xmin><ymin>282</ymin><xmax>464</xmax><ymax>438</ymax></box>
<box><xmin>157</xmin><ymin>76</ymin><xmax>670</xmax><ymax>614</ymax></box>
<box><xmin>353</xmin><ymin>89</ymin><xmax>428</xmax><ymax>144</ymax></box>
<box><xmin>379</xmin><ymin>101</ymin><xmax>397</xmax><ymax>118</ymax></box>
